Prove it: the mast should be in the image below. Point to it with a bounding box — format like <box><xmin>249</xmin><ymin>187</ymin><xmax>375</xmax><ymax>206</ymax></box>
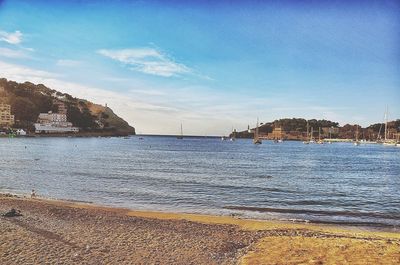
<box><xmin>253</xmin><ymin>118</ymin><xmax>262</xmax><ymax>144</ymax></box>
<box><xmin>310</xmin><ymin>127</ymin><xmax>313</xmax><ymax>141</ymax></box>
<box><xmin>181</xmin><ymin>123</ymin><xmax>183</xmax><ymax>137</ymax></box>
<box><xmin>177</xmin><ymin>123</ymin><xmax>183</xmax><ymax>139</ymax></box>
<box><xmin>255</xmin><ymin>118</ymin><xmax>259</xmax><ymax>141</ymax></box>
<box><xmin>384</xmin><ymin>106</ymin><xmax>388</xmax><ymax>141</ymax></box>
<box><xmin>306</xmin><ymin>121</ymin><xmax>309</xmax><ymax>141</ymax></box>
<box><xmin>355</xmin><ymin>125</ymin><xmax>359</xmax><ymax>141</ymax></box>
<box><xmin>318</xmin><ymin>127</ymin><xmax>321</xmax><ymax>141</ymax></box>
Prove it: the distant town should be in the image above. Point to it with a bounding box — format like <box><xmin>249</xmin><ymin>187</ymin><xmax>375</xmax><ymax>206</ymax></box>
<box><xmin>231</xmin><ymin>117</ymin><xmax>400</xmax><ymax>143</ymax></box>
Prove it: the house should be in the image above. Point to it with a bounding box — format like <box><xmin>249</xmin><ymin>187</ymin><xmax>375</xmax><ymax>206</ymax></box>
<box><xmin>34</xmin><ymin>111</ymin><xmax>79</xmax><ymax>133</ymax></box>
<box><xmin>0</xmin><ymin>103</ymin><xmax>14</xmax><ymax>127</ymax></box>
<box><xmin>16</xmin><ymin>129</ymin><xmax>27</xmax><ymax>136</ymax></box>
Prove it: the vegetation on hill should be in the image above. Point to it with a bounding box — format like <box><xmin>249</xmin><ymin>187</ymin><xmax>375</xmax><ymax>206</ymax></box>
<box><xmin>0</xmin><ymin>78</ymin><xmax>135</xmax><ymax>135</ymax></box>
<box><xmin>234</xmin><ymin>117</ymin><xmax>399</xmax><ymax>140</ymax></box>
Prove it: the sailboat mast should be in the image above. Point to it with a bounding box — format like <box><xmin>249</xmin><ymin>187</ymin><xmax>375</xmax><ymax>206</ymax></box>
<box><xmin>318</xmin><ymin>127</ymin><xmax>321</xmax><ymax>141</ymax></box>
<box><xmin>384</xmin><ymin>106</ymin><xmax>388</xmax><ymax>141</ymax></box>
<box><xmin>180</xmin><ymin>123</ymin><xmax>183</xmax><ymax>137</ymax></box>
<box><xmin>355</xmin><ymin>125</ymin><xmax>358</xmax><ymax>141</ymax></box>
<box><xmin>255</xmin><ymin>118</ymin><xmax>259</xmax><ymax>140</ymax></box>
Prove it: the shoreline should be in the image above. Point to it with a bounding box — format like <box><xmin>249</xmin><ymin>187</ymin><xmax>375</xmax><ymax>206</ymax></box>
<box><xmin>1</xmin><ymin>192</ymin><xmax>398</xmax><ymax>234</ymax></box>
<box><xmin>2</xmin><ymin>192</ymin><xmax>400</xmax><ymax>237</ymax></box>
<box><xmin>0</xmin><ymin>131</ymin><xmax>134</xmax><ymax>138</ymax></box>
<box><xmin>1</xmin><ymin>194</ymin><xmax>399</xmax><ymax>264</ymax></box>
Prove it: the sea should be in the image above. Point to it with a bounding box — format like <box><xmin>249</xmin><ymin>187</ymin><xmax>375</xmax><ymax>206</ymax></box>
<box><xmin>1</xmin><ymin>136</ymin><xmax>399</xmax><ymax>230</ymax></box>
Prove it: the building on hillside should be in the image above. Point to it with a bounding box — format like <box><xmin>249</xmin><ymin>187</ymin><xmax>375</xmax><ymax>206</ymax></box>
<box><xmin>387</xmin><ymin>128</ymin><xmax>399</xmax><ymax>140</ymax></box>
<box><xmin>34</xmin><ymin>111</ymin><xmax>78</xmax><ymax>133</ymax></box>
<box><xmin>321</xmin><ymin>127</ymin><xmax>340</xmax><ymax>137</ymax></box>
<box><xmin>53</xmin><ymin>100</ymin><xmax>68</xmax><ymax>115</ymax></box>
<box><xmin>269</xmin><ymin>127</ymin><xmax>285</xmax><ymax>140</ymax></box>
<box><xmin>0</xmin><ymin>103</ymin><xmax>15</xmax><ymax>127</ymax></box>
<box><xmin>265</xmin><ymin>127</ymin><xmax>306</xmax><ymax>140</ymax></box>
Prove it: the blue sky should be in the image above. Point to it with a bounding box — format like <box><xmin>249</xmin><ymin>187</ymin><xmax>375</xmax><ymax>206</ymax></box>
<box><xmin>0</xmin><ymin>0</ymin><xmax>399</xmax><ymax>135</ymax></box>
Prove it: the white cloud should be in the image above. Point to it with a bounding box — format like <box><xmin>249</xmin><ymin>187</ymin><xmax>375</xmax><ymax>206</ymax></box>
<box><xmin>0</xmin><ymin>60</ymin><xmax>58</xmax><ymax>81</ymax></box>
<box><xmin>0</xmin><ymin>48</ymin><xmax>30</xmax><ymax>59</ymax></box>
<box><xmin>129</xmin><ymin>89</ymin><xmax>166</xmax><ymax>96</ymax></box>
<box><xmin>0</xmin><ymin>30</ymin><xmax>23</xmax><ymax>45</ymax></box>
<box><xmin>97</xmin><ymin>48</ymin><xmax>191</xmax><ymax>77</ymax></box>
<box><xmin>56</xmin><ymin>59</ymin><xmax>82</xmax><ymax>67</ymax></box>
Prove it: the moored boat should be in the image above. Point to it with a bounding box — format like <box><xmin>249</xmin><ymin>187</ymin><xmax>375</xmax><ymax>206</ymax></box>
<box><xmin>253</xmin><ymin>118</ymin><xmax>262</xmax><ymax>144</ymax></box>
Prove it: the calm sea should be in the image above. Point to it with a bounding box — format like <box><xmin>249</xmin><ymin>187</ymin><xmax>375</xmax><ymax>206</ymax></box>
<box><xmin>1</xmin><ymin>136</ymin><xmax>399</xmax><ymax>230</ymax></box>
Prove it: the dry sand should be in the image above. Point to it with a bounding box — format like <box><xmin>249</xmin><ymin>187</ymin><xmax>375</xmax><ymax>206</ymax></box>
<box><xmin>1</xmin><ymin>195</ymin><xmax>399</xmax><ymax>265</ymax></box>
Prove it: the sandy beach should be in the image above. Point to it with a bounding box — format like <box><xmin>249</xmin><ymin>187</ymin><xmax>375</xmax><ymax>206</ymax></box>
<box><xmin>1</xmin><ymin>194</ymin><xmax>399</xmax><ymax>265</ymax></box>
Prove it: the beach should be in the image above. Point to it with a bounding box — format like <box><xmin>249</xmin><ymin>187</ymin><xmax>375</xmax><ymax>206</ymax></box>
<box><xmin>1</xmin><ymin>195</ymin><xmax>399</xmax><ymax>265</ymax></box>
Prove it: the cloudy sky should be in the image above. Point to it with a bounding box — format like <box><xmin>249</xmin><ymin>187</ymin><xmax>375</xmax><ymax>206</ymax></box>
<box><xmin>0</xmin><ymin>0</ymin><xmax>399</xmax><ymax>135</ymax></box>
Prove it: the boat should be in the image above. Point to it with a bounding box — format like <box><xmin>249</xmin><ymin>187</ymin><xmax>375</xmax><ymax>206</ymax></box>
<box><xmin>230</xmin><ymin>127</ymin><xmax>236</xmax><ymax>141</ymax></box>
<box><xmin>381</xmin><ymin>106</ymin><xmax>397</xmax><ymax>146</ymax></box>
<box><xmin>303</xmin><ymin>121</ymin><xmax>310</xmax><ymax>144</ymax></box>
<box><xmin>177</xmin><ymin>123</ymin><xmax>183</xmax><ymax>139</ymax></box>
<box><xmin>309</xmin><ymin>127</ymin><xmax>315</xmax><ymax>143</ymax></box>
<box><xmin>253</xmin><ymin>118</ymin><xmax>262</xmax><ymax>144</ymax></box>
<box><xmin>317</xmin><ymin>127</ymin><xmax>324</xmax><ymax>144</ymax></box>
<box><xmin>383</xmin><ymin>141</ymin><xmax>397</xmax><ymax>146</ymax></box>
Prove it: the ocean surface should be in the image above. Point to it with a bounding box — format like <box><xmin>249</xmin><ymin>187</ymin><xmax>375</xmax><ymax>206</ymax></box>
<box><xmin>1</xmin><ymin>136</ymin><xmax>399</xmax><ymax>230</ymax></box>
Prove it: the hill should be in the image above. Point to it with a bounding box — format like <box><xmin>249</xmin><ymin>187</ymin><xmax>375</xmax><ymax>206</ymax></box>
<box><xmin>0</xmin><ymin>78</ymin><xmax>135</xmax><ymax>135</ymax></box>
<box><xmin>233</xmin><ymin>117</ymin><xmax>399</xmax><ymax>141</ymax></box>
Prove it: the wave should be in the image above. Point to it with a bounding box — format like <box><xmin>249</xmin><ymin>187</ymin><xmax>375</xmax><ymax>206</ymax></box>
<box><xmin>224</xmin><ymin>206</ymin><xmax>400</xmax><ymax>221</ymax></box>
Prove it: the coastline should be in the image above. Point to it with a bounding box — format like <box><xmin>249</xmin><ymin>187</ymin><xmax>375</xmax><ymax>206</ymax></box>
<box><xmin>0</xmin><ymin>131</ymin><xmax>134</xmax><ymax>138</ymax></box>
<box><xmin>1</xmin><ymin>194</ymin><xmax>399</xmax><ymax>264</ymax></box>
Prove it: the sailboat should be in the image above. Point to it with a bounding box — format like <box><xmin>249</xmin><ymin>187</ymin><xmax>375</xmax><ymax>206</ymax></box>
<box><xmin>253</xmin><ymin>118</ymin><xmax>262</xmax><ymax>144</ymax></box>
<box><xmin>382</xmin><ymin>106</ymin><xmax>397</xmax><ymax>146</ymax></box>
<box><xmin>230</xmin><ymin>127</ymin><xmax>236</xmax><ymax>141</ymax></box>
<box><xmin>309</xmin><ymin>127</ymin><xmax>315</xmax><ymax>143</ymax></box>
<box><xmin>177</xmin><ymin>123</ymin><xmax>183</xmax><ymax>139</ymax></box>
<box><xmin>317</xmin><ymin>127</ymin><xmax>324</xmax><ymax>144</ymax></box>
<box><xmin>303</xmin><ymin>121</ymin><xmax>310</xmax><ymax>144</ymax></box>
<box><xmin>354</xmin><ymin>125</ymin><xmax>360</xmax><ymax>146</ymax></box>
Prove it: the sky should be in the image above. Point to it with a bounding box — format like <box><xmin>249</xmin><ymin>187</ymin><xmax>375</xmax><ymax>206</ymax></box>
<box><xmin>0</xmin><ymin>0</ymin><xmax>399</xmax><ymax>135</ymax></box>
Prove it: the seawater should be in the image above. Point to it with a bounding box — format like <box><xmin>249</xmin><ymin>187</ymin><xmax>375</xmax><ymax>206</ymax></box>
<box><xmin>1</xmin><ymin>136</ymin><xmax>399</xmax><ymax>230</ymax></box>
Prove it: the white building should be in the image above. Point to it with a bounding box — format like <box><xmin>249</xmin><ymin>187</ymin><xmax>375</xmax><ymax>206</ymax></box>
<box><xmin>37</xmin><ymin>112</ymin><xmax>68</xmax><ymax>123</ymax></box>
<box><xmin>0</xmin><ymin>102</ymin><xmax>14</xmax><ymax>127</ymax></box>
<box><xmin>34</xmin><ymin>111</ymin><xmax>79</xmax><ymax>134</ymax></box>
<box><xmin>16</xmin><ymin>129</ymin><xmax>27</xmax><ymax>136</ymax></box>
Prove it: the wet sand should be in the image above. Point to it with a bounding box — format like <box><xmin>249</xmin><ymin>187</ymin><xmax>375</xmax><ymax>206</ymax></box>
<box><xmin>1</xmin><ymin>195</ymin><xmax>399</xmax><ymax>264</ymax></box>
